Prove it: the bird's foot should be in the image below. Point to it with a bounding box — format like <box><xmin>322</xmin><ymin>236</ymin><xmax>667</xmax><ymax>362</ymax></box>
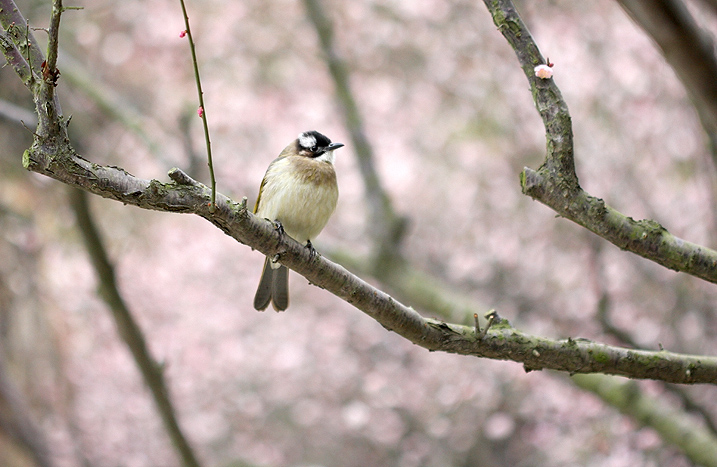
<box><xmin>272</xmin><ymin>220</ymin><xmax>285</xmax><ymax>236</ymax></box>
<box><xmin>306</xmin><ymin>240</ymin><xmax>319</xmax><ymax>260</ymax></box>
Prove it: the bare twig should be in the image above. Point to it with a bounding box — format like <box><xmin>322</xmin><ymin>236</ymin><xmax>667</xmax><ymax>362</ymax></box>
<box><xmin>478</xmin><ymin>310</ymin><xmax>497</xmax><ymax>339</ymax></box>
<box><xmin>45</xmin><ymin>0</ymin><xmax>62</xmax><ymax>78</ymax></box>
<box><xmin>178</xmin><ymin>0</ymin><xmax>216</xmax><ymax>212</ymax></box>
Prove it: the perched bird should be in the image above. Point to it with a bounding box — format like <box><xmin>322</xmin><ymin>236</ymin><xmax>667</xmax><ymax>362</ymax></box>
<box><xmin>253</xmin><ymin>130</ymin><xmax>343</xmax><ymax>311</ymax></box>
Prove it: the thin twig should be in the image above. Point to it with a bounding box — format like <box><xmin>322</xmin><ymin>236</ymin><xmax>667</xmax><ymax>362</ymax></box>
<box><xmin>478</xmin><ymin>310</ymin><xmax>497</xmax><ymax>339</ymax></box>
<box><xmin>44</xmin><ymin>0</ymin><xmax>62</xmax><ymax>82</ymax></box>
<box><xmin>178</xmin><ymin>0</ymin><xmax>216</xmax><ymax>213</ymax></box>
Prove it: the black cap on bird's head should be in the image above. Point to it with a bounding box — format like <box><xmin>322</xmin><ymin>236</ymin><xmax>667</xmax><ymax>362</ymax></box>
<box><xmin>297</xmin><ymin>130</ymin><xmax>344</xmax><ymax>157</ymax></box>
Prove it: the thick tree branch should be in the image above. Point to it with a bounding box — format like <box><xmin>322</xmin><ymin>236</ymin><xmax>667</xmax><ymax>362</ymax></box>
<box><xmin>21</xmin><ymin>145</ymin><xmax>717</xmax><ymax>384</ymax></box>
<box><xmin>4</xmin><ymin>0</ymin><xmax>717</xmax><ymax>385</ymax></box>
<box><xmin>17</xmin><ymin>69</ymin><xmax>717</xmax><ymax>386</ymax></box>
<box><xmin>336</xmin><ymin>244</ymin><xmax>717</xmax><ymax>460</ymax></box>
<box><xmin>483</xmin><ymin>0</ymin><xmax>717</xmax><ymax>285</ymax></box>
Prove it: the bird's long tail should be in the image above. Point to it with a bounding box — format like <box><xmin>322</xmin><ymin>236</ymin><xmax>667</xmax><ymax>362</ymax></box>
<box><xmin>253</xmin><ymin>257</ymin><xmax>289</xmax><ymax>311</ymax></box>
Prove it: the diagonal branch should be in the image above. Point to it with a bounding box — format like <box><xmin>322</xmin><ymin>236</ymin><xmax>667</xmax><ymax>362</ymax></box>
<box><xmin>22</xmin><ymin>143</ymin><xmax>717</xmax><ymax>384</ymax></box>
<box><xmin>483</xmin><ymin>0</ymin><xmax>717</xmax><ymax>285</ymax></box>
<box><xmin>4</xmin><ymin>0</ymin><xmax>717</xmax><ymax>385</ymax></box>
<box><xmin>70</xmin><ymin>189</ymin><xmax>202</xmax><ymax>467</ymax></box>
<box><xmin>0</xmin><ymin>0</ymin><xmax>45</xmax><ymax>87</ymax></box>
<box><xmin>0</xmin><ymin>28</ymin><xmax>33</xmax><ymax>86</ymax></box>
<box><xmin>573</xmin><ymin>374</ymin><xmax>717</xmax><ymax>467</ymax></box>
<box><xmin>0</xmin><ymin>356</ymin><xmax>52</xmax><ymax>467</ymax></box>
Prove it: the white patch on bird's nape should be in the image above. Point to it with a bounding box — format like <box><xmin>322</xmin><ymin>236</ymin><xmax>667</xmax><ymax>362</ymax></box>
<box><xmin>298</xmin><ymin>132</ymin><xmax>317</xmax><ymax>150</ymax></box>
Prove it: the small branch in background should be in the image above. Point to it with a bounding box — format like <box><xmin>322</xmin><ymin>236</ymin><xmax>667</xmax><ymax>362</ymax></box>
<box><xmin>615</xmin><ymin>0</ymin><xmax>717</xmax><ymax>240</ymax></box>
<box><xmin>0</xmin><ymin>99</ymin><xmax>37</xmax><ymax>126</ymax></box>
<box><xmin>699</xmin><ymin>0</ymin><xmax>717</xmax><ymax>15</ymax></box>
<box><xmin>302</xmin><ymin>0</ymin><xmax>408</xmax><ymax>268</ymax></box>
<box><xmin>586</xmin><ymin>239</ymin><xmax>717</xmax><ymax>437</ymax></box>
<box><xmin>178</xmin><ymin>0</ymin><xmax>216</xmax><ymax>213</ymax></box>
<box><xmin>616</xmin><ymin>0</ymin><xmax>717</xmax><ymax>147</ymax></box>
<box><xmin>572</xmin><ymin>374</ymin><xmax>717</xmax><ymax>467</ymax></box>
<box><xmin>69</xmin><ymin>189</ymin><xmax>203</xmax><ymax>467</ymax></box>
<box><xmin>57</xmin><ymin>52</ymin><xmax>162</xmax><ymax>159</ymax></box>
<box><xmin>0</xmin><ymin>356</ymin><xmax>52</xmax><ymax>467</ymax></box>
<box><xmin>329</xmin><ymin>247</ymin><xmax>485</xmax><ymax>325</ymax></box>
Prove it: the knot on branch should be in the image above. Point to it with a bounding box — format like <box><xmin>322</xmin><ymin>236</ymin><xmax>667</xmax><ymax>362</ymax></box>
<box><xmin>168</xmin><ymin>167</ymin><xmax>200</xmax><ymax>186</ymax></box>
<box><xmin>520</xmin><ymin>167</ymin><xmax>544</xmax><ymax>198</ymax></box>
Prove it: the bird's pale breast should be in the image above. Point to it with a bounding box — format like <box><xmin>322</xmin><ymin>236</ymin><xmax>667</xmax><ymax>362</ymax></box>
<box><xmin>255</xmin><ymin>156</ymin><xmax>338</xmax><ymax>243</ymax></box>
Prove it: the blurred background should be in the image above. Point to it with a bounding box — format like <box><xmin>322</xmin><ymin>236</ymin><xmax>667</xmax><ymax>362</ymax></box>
<box><xmin>1</xmin><ymin>0</ymin><xmax>717</xmax><ymax>465</ymax></box>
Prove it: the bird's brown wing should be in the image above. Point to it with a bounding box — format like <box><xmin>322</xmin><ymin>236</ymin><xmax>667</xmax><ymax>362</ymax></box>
<box><xmin>253</xmin><ymin>176</ymin><xmax>267</xmax><ymax>214</ymax></box>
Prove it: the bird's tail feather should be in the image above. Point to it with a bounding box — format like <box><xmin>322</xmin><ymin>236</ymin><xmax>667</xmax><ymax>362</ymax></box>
<box><xmin>254</xmin><ymin>257</ymin><xmax>289</xmax><ymax>311</ymax></box>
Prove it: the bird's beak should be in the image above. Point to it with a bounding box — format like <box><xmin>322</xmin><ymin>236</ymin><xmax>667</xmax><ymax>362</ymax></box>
<box><xmin>317</xmin><ymin>142</ymin><xmax>344</xmax><ymax>156</ymax></box>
